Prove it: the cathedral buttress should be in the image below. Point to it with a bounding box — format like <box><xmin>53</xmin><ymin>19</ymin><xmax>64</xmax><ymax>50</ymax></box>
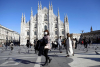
<box><xmin>64</xmin><ymin>14</ymin><xmax>69</xmax><ymax>38</ymax></box>
<box><xmin>57</xmin><ymin>8</ymin><xmax>60</xmax><ymax>37</ymax></box>
<box><xmin>37</xmin><ymin>1</ymin><xmax>42</xmax><ymax>39</ymax></box>
<box><xmin>30</xmin><ymin>7</ymin><xmax>34</xmax><ymax>44</ymax></box>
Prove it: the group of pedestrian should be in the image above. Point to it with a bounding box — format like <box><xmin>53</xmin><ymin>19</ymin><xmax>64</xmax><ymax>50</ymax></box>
<box><xmin>1</xmin><ymin>41</ymin><xmax>14</xmax><ymax>52</ymax></box>
<box><xmin>80</xmin><ymin>37</ymin><xmax>92</xmax><ymax>49</ymax></box>
<box><xmin>34</xmin><ymin>30</ymin><xmax>78</xmax><ymax>66</ymax></box>
<box><xmin>57</xmin><ymin>33</ymin><xmax>74</xmax><ymax>57</ymax></box>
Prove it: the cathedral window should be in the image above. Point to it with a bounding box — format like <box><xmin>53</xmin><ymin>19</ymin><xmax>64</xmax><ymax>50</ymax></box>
<box><xmin>55</xmin><ymin>31</ymin><xmax>57</xmax><ymax>35</ymax></box>
<box><xmin>44</xmin><ymin>25</ymin><xmax>47</xmax><ymax>30</ymax></box>
<box><xmin>44</xmin><ymin>14</ymin><xmax>48</xmax><ymax>21</ymax></box>
<box><xmin>55</xmin><ymin>24</ymin><xmax>57</xmax><ymax>28</ymax></box>
<box><xmin>62</xmin><ymin>31</ymin><xmax>64</xmax><ymax>34</ymax></box>
<box><xmin>35</xmin><ymin>24</ymin><xmax>37</xmax><ymax>28</ymax></box>
<box><xmin>27</xmin><ymin>31</ymin><xmax>29</xmax><ymax>35</ymax></box>
<box><xmin>34</xmin><ymin>31</ymin><xmax>36</xmax><ymax>35</ymax></box>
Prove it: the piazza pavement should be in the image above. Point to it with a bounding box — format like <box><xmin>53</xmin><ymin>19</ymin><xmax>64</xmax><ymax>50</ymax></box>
<box><xmin>0</xmin><ymin>44</ymin><xmax>100</xmax><ymax>67</ymax></box>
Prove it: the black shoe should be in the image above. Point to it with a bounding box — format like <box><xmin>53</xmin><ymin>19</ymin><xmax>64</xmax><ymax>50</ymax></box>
<box><xmin>42</xmin><ymin>62</ymin><xmax>48</xmax><ymax>66</ymax></box>
<box><xmin>49</xmin><ymin>58</ymin><xmax>52</xmax><ymax>63</ymax></box>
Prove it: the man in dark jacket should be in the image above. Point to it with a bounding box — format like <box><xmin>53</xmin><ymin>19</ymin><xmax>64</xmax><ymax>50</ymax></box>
<box><xmin>26</xmin><ymin>42</ymin><xmax>29</xmax><ymax>48</ymax></box>
<box><xmin>83</xmin><ymin>37</ymin><xmax>87</xmax><ymax>48</ymax></box>
<box><xmin>75</xmin><ymin>38</ymin><xmax>78</xmax><ymax>49</ymax></box>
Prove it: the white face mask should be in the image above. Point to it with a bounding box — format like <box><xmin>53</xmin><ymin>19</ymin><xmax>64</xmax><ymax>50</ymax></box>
<box><xmin>44</xmin><ymin>32</ymin><xmax>47</xmax><ymax>35</ymax></box>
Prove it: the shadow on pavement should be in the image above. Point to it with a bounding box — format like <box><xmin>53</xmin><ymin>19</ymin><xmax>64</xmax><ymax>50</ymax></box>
<box><xmin>41</xmin><ymin>55</ymin><xmax>73</xmax><ymax>67</ymax></box>
<box><xmin>48</xmin><ymin>55</ymin><xmax>66</xmax><ymax>57</ymax></box>
<box><xmin>78</xmin><ymin>57</ymin><xmax>100</xmax><ymax>62</ymax></box>
<box><xmin>13</xmin><ymin>59</ymin><xmax>44</xmax><ymax>64</ymax></box>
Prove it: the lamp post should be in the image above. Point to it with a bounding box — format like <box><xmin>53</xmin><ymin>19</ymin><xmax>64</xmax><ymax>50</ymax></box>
<box><xmin>81</xmin><ymin>30</ymin><xmax>84</xmax><ymax>39</ymax></box>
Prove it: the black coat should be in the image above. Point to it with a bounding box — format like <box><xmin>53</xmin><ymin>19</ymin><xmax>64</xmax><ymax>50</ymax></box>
<box><xmin>38</xmin><ymin>37</ymin><xmax>48</xmax><ymax>56</ymax></box>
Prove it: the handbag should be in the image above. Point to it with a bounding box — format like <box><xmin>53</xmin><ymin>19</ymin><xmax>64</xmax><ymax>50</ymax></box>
<box><xmin>44</xmin><ymin>45</ymin><xmax>49</xmax><ymax>49</ymax></box>
<box><xmin>44</xmin><ymin>44</ymin><xmax>51</xmax><ymax>49</ymax></box>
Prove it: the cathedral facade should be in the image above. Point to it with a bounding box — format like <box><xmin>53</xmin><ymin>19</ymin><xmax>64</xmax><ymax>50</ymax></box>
<box><xmin>20</xmin><ymin>2</ymin><xmax>69</xmax><ymax>45</ymax></box>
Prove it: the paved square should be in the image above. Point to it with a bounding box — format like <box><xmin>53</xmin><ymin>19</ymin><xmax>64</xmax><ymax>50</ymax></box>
<box><xmin>0</xmin><ymin>45</ymin><xmax>100</xmax><ymax>67</ymax></box>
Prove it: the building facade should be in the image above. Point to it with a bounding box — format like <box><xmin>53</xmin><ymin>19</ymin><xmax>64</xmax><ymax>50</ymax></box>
<box><xmin>20</xmin><ymin>2</ymin><xmax>69</xmax><ymax>45</ymax></box>
<box><xmin>70</xmin><ymin>27</ymin><xmax>100</xmax><ymax>43</ymax></box>
<box><xmin>70</xmin><ymin>33</ymin><xmax>81</xmax><ymax>41</ymax></box>
<box><xmin>0</xmin><ymin>24</ymin><xmax>20</xmax><ymax>45</ymax></box>
<box><xmin>81</xmin><ymin>30</ymin><xmax>100</xmax><ymax>43</ymax></box>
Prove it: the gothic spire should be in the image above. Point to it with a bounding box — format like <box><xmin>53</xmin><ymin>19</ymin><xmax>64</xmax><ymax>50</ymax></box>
<box><xmin>21</xmin><ymin>13</ymin><xmax>23</xmax><ymax>22</ymax></box>
<box><xmin>38</xmin><ymin>1</ymin><xmax>39</xmax><ymax>10</ymax></box>
<box><xmin>64</xmin><ymin>14</ymin><xmax>66</xmax><ymax>22</ymax></box>
<box><xmin>24</xmin><ymin>13</ymin><xmax>26</xmax><ymax>23</ymax></box>
<box><xmin>31</xmin><ymin>7</ymin><xmax>33</xmax><ymax>16</ymax></box>
<box><xmin>40</xmin><ymin>1</ymin><xmax>42</xmax><ymax>10</ymax></box>
<box><xmin>51</xmin><ymin>2</ymin><xmax>52</xmax><ymax>10</ymax></box>
<box><xmin>49</xmin><ymin>2</ymin><xmax>50</xmax><ymax>10</ymax></box>
<box><xmin>58</xmin><ymin>8</ymin><xmax>59</xmax><ymax>16</ymax></box>
<box><xmin>66</xmin><ymin>14</ymin><xmax>68</xmax><ymax>22</ymax></box>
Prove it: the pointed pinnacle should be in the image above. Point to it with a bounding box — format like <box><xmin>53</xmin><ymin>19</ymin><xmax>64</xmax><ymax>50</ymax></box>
<box><xmin>51</xmin><ymin>1</ymin><xmax>52</xmax><ymax>5</ymax></box>
<box><xmin>24</xmin><ymin>13</ymin><xmax>25</xmax><ymax>17</ymax></box>
<box><xmin>38</xmin><ymin>1</ymin><xmax>39</xmax><ymax>5</ymax></box>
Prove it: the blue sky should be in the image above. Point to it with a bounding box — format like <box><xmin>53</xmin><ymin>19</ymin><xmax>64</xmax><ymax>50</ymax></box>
<box><xmin>0</xmin><ymin>0</ymin><xmax>100</xmax><ymax>34</ymax></box>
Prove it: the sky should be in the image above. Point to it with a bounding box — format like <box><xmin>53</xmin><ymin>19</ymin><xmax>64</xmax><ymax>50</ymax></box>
<box><xmin>0</xmin><ymin>0</ymin><xmax>100</xmax><ymax>34</ymax></box>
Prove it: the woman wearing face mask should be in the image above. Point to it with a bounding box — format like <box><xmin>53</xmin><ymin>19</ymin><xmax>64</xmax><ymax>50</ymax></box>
<box><xmin>42</xmin><ymin>30</ymin><xmax>52</xmax><ymax>66</ymax></box>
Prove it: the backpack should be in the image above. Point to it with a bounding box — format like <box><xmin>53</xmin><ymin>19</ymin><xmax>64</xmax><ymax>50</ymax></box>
<box><xmin>35</xmin><ymin>40</ymin><xmax>41</xmax><ymax>51</ymax></box>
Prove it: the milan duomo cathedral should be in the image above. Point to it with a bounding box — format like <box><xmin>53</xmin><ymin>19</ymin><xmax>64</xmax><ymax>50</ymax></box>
<box><xmin>20</xmin><ymin>2</ymin><xmax>69</xmax><ymax>45</ymax></box>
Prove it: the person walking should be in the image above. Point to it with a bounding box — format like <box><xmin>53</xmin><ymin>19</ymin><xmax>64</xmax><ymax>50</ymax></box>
<box><xmin>72</xmin><ymin>39</ymin><xmax>76</xmax><ymax>49</ymax></box>
<box><xmin>75</xmin><ymin>38</ymin><xmax>78</xmax><ymax>49</ymax></box>
<box><xmin>5</xmin><ymin>42</ymin><xmax>8</xmax><ymax>50</ymax></box>
<box><xmin>64</xmin><ymin>38</ymin><xmax>66</xmax><ymax>49</ymax></box>
<box><xmin>40</xmin><ymin>30</ymin><xmax>52</xmax><ymax>66</ymax></box>
<box><xmin>10</xmin><ymin>42</ymin><xmax>14</xmax><ymax>51</ymax></box>
<box><xmin>9</xmin><ymin>42</ymin><xmax>14</xmax><ymax>54</ymax></box>
<box><xmin>66</xmin><ymin>33</ymin><xmax>74</xmax><ymax>57</ymax></box>
<box><xmin>1</xmin><ymin>42</ymin><xmax>5</xmax><ymax>53</ymax></box>
<box><xmin>26</xmin><ymin>41</ymin><xmax>30</xmax><ymax>53</ymax></box>
<box><xmin>58</xmin><ymin>36</ymin><xmax>62</xmax><ymax>53</ymax></box>
<box><xmin>52</xmin><ymin>41</ymin><xmax>54</xmax><ymax>49</ymax></box>
<box><xmin>34</xmin><ymin>39</ymin><xmax>38</xmax><ymax>54</ymax></box>
<box><xmin>83</xmin><ymin>37</ymin><xmax>87</xmax><ymax>48</ymax></box>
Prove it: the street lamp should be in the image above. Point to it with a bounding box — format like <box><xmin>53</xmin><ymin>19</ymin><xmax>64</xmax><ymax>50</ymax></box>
<box><xmin>81</xmin><ymin>30</ymin><xmax>84</xmax><ymax>39</ymax></box>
